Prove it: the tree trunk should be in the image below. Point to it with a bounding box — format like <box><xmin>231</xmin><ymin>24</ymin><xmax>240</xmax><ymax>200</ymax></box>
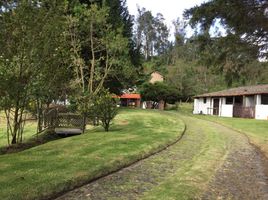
<box><xmin>11</xmin><ymin>107</ymin><xmax>19</xmax><ymax>144</ymax></box>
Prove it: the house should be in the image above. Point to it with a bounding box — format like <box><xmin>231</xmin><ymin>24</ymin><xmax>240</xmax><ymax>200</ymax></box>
<box><xmin>115</xmin><ymin>93</ymin><xmax>141</xmax><ymax>108</ymax></box>
<box><xmin>149</xmin><ymin>71</ymin><xmax>164</xmax><ymax>83</ymax></box>
<box><xmin>193</xmin><ymin>84</ymin><xmax>268</xmax><ymax>120</ymax></box>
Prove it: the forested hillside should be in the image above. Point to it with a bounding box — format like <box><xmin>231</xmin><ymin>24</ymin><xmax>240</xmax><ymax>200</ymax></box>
<box><xmin>132</xmin><ymin>0</ymin><xmax>268</xmax><ymax>99</ymax></box>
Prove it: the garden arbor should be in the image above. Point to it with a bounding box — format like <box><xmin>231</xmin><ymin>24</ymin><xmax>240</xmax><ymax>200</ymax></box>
<box><xmin>43</xmin><ymin>109</ymin><xmax>86</xmax><ymax>135</ymax></box>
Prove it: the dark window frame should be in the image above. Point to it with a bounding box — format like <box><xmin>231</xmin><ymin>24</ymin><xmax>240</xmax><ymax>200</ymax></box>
<box><xmin>261</xmin><ymin>94</ymin><xmax>268</xmax><ymax>105</ymax></box>
<box><xmin>234</xmin><ymin>96</ymin><xmax>243</xmax><ymax>104</ymax></box>
<box><xmin>226</xmin><ymin>97</ymin><xmax>233</xmax><ymax>105</ymax></box>
<box><xmin>203</xmin><ymin>98</ymin><xmax>207</xmax><ymax>104</ymax></box>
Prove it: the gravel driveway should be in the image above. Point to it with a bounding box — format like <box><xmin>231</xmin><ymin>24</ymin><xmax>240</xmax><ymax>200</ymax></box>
<box><xmin>55</xmin><ymin>115</ymin><xmax>268</xmax><ymax>200</ymax></box>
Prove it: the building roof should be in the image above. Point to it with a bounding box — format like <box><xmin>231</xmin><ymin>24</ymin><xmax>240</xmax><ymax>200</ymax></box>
<box><xmin>114</xmin><ymin>93</ymin><xmax>141</xmax><ymax>99</ymax></box>
<box><xmin>195</xmin><ymin>84</ymin><xmax>268</xmax><ymax>98</ymax></box>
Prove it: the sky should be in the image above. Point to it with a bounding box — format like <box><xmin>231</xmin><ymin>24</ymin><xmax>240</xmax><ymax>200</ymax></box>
<box><xmin>126</xmin><ymin>0</ymin><xmax>209</xmax><ymax>40</ymax></box>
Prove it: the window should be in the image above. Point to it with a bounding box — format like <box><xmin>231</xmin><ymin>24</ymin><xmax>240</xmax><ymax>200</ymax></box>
<box><xmin>261</xmin><ymin>94</ymin><xmax>268</xmax><ymax>105</ymax></box>
<box><xmin>226</xmin><ymin>97</ymin><xmax>233</xmax><ymax>105</ymax></box>
<box><xmin>234</xmin><ymin>96</ymin><xmax>243</xmax><ymax>104</ymax></box>
<box><xmin>203</xmin><ymin>98</ymin><xmax>207</xmax><ymax>104</ymax></box>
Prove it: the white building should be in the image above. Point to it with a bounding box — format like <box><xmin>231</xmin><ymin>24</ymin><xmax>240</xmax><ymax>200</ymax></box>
<box><xmin>193</xmin><ymin>84</ymin><xmax>268</xmax><ymax>120</ymax></box>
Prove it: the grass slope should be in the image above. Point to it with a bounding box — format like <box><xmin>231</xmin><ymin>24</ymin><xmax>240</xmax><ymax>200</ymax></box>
<box><xmin>0</xmin><ymin>109</ymin><xmax>184</xmax><ymax>200</ymax></box>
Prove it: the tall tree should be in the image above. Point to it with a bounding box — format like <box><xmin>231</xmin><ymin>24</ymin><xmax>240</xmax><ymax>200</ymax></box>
<box><xmin>183</xmin><ymin>0</ymin><xmax>268</xmax><ymax>87</ymax></box>
<box><xmin>67</xmin><ymin>3</ymin><xmax>128</xmax><ymax>114</ymax></box>
<box><xmin>135</xmin><ymin>7</ymin><xmax>170</xmax><ymax>60</ymax></box>
<box><xmin>0</xmin><ymin>0</ymin><xmax>70</xmax><ymax>144</ymax></box>
<box><xmin>68</xmin><ymin>0</ymin><xmax>140</xmax><ymax>94</ymax></box>
<box><xmin>184</xmin><ymin>0</ymin><xmax>268</xmax><ymax>59</ymax></box>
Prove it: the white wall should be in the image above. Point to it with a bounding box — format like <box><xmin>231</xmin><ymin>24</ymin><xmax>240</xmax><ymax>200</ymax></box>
<box><xmin>193</xmin><ymin>98</ymin><xmax>212</xmax><ymax>115</ymax></box>
<box><xmin>255</xmin><ymin>95</ymin><xmax>268</xmax><ymax>120</ymax></box>
<box><xmin>255</xmin><ymin>105</ymin><xmax>268</xmax><ymax>120</ymax></box>
<box><xmin>193</xmin><ymin>98</ymin><xmax>199</xmax><ymax>114</ymax></box>
<box><xmin>221</xmin><ymin>105</ymin><xmax>233</xmax><ymax>117</ymax></box>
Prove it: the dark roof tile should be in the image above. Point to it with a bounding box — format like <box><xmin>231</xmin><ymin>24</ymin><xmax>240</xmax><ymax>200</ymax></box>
<box><xmin>195</xmin><ymin>84</ymin><xmax>268</xmax><ymax>98</ymax></box>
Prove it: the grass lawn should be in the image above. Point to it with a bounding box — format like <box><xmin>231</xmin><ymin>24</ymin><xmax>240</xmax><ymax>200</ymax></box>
<box><xmin>66</xmin><ymin>113</ymin><xmax>234</xmax><ymax>200</ymax></box>
<box><xmin>177</xmin><ymin>103</ymin><xmax>268</xmax><ymax>157</ymax></box>
<box><xmin>138</xmin><ymin>114</ymin><xmax>234</xmax><ymax>200</ymax></box>
<box><xmin>0</xmin><ymin>112</ymin><xmax>37</xmax><ymax>148</ymax></box>
<box><xmin>196</xmin><ymin>115</ymin><xmax>268</xmax><ymax>157</ymax></box>
<box><xmin>0</xmin><ymin>109</ymin><xmax>185</xmax><ymax>200</ymax></box>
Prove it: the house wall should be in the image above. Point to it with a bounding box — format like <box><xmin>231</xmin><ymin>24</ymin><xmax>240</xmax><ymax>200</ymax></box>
<box><xmin>193</xmin><ymin>98</ymin><xmax>212</xmax><ymax>115</ymax></box>
<box><xmin>221</xmin><ymin>105</ymin><xmax>233</xmax><ymax>117</ymax></box>
<box><xmin>255</xmin><ymin>95</ymin><xmax>268</xmax><ymax>120</ymax></box>
<box><xmin>218</xmin><ymin>97</ymin><xmax>233</xmax><ymax>117</ymax></box>
<box><xmin>194</xmin><ymin>94</ymin><xmax>268</xmax><ymax>120</ymax></box>
<box><xmin>193</xmin><ymin>99</ymin><xmax>199</xmax><ymax>114</ymax></box>
<box><xmin>255</xmin><ymin>105</ymin><xmax>268</xmax><ymax>120</ymax></box>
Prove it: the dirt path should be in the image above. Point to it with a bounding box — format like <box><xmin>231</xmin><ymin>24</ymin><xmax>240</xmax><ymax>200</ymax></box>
<box><xmin>55</xmin><ymin>115</ymin><xmax>268</xmax><ymax>200</ymax></box>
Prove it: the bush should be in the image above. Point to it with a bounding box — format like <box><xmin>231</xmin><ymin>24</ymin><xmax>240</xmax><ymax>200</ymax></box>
<box><xmin>93</xmin><ymin>90</ymin><xmax>118</xmax><ymax>132</ymax></box>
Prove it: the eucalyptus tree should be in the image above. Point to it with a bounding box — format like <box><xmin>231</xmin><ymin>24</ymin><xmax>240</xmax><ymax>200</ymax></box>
<box><xmin>135</xmin><ymin>8</ymin><xmax>170</xmax><ymax>60</ymax></box>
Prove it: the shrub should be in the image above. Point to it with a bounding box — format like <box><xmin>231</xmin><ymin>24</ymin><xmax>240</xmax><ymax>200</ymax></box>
<box><xmin>93</xmin><ymin>90</ymin><xmax>118</xmax><ymax>132</ymax></box>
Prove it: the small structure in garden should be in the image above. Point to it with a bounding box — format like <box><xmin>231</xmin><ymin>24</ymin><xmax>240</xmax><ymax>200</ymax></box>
<box><xmin>43</xmin><ymin>109</ymin><xmax>86</xmax><ymax>135</ymax></box>
<box><xmin>193</xmin><ymin>84</ymin><xmax>268</xmax><ymax>120</ymax></box>
<box><xmin>115</xmin><ymin>93</ymin><xmax>141</xmax><ymax>108</ymax></box>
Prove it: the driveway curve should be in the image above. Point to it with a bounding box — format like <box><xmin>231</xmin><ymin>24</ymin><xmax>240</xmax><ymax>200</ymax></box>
<box><xmin>56</xmin><ymin>114</ymin><xmax>268</xmax><ymax>200</ymax></box>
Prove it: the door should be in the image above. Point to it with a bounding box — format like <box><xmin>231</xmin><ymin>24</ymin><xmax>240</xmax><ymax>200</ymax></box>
<box><xmin>213</xmin><ymin>98</ymin><xmax>219</xmax><ymax>115</ymax></box>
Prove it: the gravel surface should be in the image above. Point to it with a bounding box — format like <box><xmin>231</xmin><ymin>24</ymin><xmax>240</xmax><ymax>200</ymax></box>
<box><xmin>55</xmin><ymin>116</ymin><xmax>268</xmax><ymax>200</ymax></box>
<box><xmin>202</xmin><ymin>128</ymin><xmax>268</xmax><ymax>200</ymax></box>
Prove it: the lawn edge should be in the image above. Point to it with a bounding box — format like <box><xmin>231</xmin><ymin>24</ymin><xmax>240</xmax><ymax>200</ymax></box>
<box><xmin>193</xmin><ymin>115</ymin><xmax>268</xmax><ymax>160</ymax></box>
<box><xmin>46</xmin><ymin>119</ymin><xmax>187</xmax><ymax>200</ymax></box>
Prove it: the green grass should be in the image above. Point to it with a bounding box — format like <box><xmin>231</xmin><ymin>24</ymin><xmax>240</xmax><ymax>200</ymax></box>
<box><xmin>177</xmin><ymin>103</ymin><xmax>268</xmax><ymax>157</ymax></box>
<box><xmin>196</xmin><ymin>115</ymin><xmax>268</xmax><ymax>157</ymax></box>
<box><xmin>177</xmin><ymin>102</ymin><xmax>193</xmax><ymax>114</ymax></box>
<box><xmin>0</xmin><ymin>109</ymin><xmax>185</xmax><ymax>200</ymax></box>
<box><xmin>139</xmin><ymin>114</ymin><xmax>235</xmax><ymax>199</ymax></box>
<box><xmin>0</xmin><ymin>112</ymin><xmax>37</xmax><ymax>148</ymax></box>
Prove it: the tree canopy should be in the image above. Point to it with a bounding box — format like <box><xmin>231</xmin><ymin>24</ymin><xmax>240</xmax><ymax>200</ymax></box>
<box><xmin>184</xmin><ymin>0</ymin><xmax>268</xmax><ymax>59</ymax></box>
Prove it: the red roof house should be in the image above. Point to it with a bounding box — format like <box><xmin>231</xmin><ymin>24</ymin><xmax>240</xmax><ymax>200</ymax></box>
<box><xmin>114</xmin><ymin>93</ymin><xmax>141</xmax><ymax>108</ymax></box>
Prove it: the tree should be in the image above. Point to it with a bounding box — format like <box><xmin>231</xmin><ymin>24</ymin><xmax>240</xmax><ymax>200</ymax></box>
<box><xmin>184</xmin><ymin>0</ymin><xmax>268</xmax><ymax>59</ymax></box>
<box><xmin>140</xmin><ymin>82</ymin><xmax>179</xmax><ymax>108</ymax></box>
<box><xmin>0</xmin><ymin>0</ymin><xmax>70</xmax><ymax>145</ymax></box>
<box><xmin>67</xmin><ymin>3</ymin><xmax>129</xmax><ymax>116</ymax></box>
<box><xmin>154</xmin><ymin>13</ymin><xmax>170</xmax><ymax>56</ymax></box>
<box><xmin>135</xmin><ymin>8</ymin><xmax>170</xmax><ymax>60</ymax></box>
<box><xmin>68</xmin><ymin>0</ymin><xmax>140</xmax><ymax>94</ymax></box>
<box><xmin>92</xmin><ymin>90</ymin><xmax>118</xmax><ymax>132</ymax></box>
